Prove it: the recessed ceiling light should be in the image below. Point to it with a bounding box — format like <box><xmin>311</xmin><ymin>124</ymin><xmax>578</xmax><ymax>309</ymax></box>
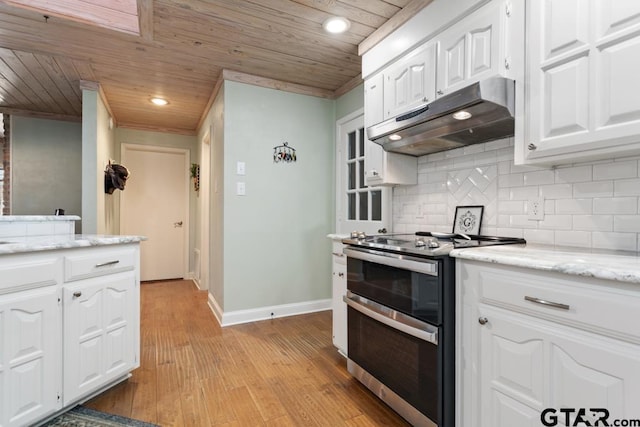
<box><xmin>150</xmin><ymin>97</ymin><xmax>168</xmax><ymax>106</ymax></box>
<box><xmin>453</xmin><ymin>110</ymin><xmax>472</xmax><ymax>120</ymax></box>
<box><xmin>389</xmin><ymin>134</ymin><xmax>402</xmax><ymax>141</ymax></box>
<box><xmin>323</xmin><ymin>16</ymin><xmax>351</xmax><ymax>34</ymax></box>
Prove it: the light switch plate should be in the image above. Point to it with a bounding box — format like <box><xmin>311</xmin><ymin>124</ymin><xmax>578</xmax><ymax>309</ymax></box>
<box><xmin>237</xmin><ymin>161</ymin><xmax>246</xmax><ymax>175</ymax></box>
<box><xmin>236</xmin><ymin>182</ymin><xmax>246</xmax><ymax>196</ymax></box>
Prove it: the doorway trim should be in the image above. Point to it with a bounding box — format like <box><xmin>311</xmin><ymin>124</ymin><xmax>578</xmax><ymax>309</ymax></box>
<box><xmin>120</xmin><ymin>143</ymin><xmax>191</xmax><ymax>280</ymax></box>
<box><xmin>198</xmin><ymin>127</ymin><xmax>211</xmax><ymax>290</ymax></box>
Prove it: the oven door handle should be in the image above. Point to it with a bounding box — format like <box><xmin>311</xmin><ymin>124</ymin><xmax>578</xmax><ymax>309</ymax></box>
<box><xmin>344</xmin><ymin>291</ymin><xmax>438</xmax><ymax>345</ymax></box>
<box><xmin>343</xmin><ymin>247</ymin><xmax>438</xmax><ymax>276</ymax></box>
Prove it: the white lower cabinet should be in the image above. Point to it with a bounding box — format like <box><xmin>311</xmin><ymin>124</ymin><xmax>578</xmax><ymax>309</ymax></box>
<box><xmin>458</xmin><ymin>260</ymin><xmax>640</xmax><ymax>427</ymax></box>
<box><xmin>63</xmin><ymin>271</ymin><xmax>138</xmax><ymax>405</ymax></box>
<box><xmin>0</xmin><ymin>286</ymin><xmax>61</xmax><ymax>427</ymax></box>
<box><xmin>0</xmin><ymin>244</ymin><xmax>140</xmax><ymax>427</ymax></box>
<box><xmin>331</xmin><ymin>241</ymin><xmax>347</xmax><ymax>355</ymax></box>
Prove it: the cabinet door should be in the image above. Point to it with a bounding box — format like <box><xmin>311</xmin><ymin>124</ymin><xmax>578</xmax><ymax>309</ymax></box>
<box><xmin>63</xmin><ymin>271</ymin><xmax>137</xmax><ymax>405</ymax></box>
<box><xmin>478</xmin><ymin>305</ymin><xmax>640</xmax><ymax>426</ymax></box>
<box><xmin>522</xmin><ymin>0</ymin><xmax>640</xmax><ymax>164</ymax></box>
<box><xmin>437</xmin><ymin>0</ymin><xmax>505</xmax><ymax>96</ymax></box>
<box><xmin>384</xmin><ymin>42</ymin><xmax>437</xmax><ymax>120</ymax></box>
<box><xmin>0</xmin><ymin>287</ymin><xmax>61</xmax><ymax>427</ymax></box>
<box><xmin>364</xmin><ymin>73</ymin><xmax>384</xmax><ymax>127</ymax></box>
<box><xmin>331</xmin><ymin>261</ymin><xmax>347</xmax><ymax>356</ymax></box>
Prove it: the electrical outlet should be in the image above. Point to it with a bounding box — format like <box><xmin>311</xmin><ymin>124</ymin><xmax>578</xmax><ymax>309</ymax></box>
<box><xmin>527</xmin><ymin>197</ymin><xmax>544</xmax><ymax>220</ymax></box>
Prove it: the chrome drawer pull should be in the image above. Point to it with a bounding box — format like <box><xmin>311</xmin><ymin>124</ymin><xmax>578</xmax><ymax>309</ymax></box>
<box><xmin>95</xmin><ymin>260</ymin><xmax>120</xmax><ymax>268</ymax></box>
<box><xmin>524</xmin><ymin>296</ymin><xmax>570</xmax><ymax>310</ymax></box>
<box><xmin>331</xmin><ymin>252</ymin><xmax>344</xmax><ymax>257</ymax></box>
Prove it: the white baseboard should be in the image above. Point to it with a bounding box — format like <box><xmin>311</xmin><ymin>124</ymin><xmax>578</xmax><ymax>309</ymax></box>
<box><xmin>207</xmin><ymin>294</ymin><xmax>331</xmax><ymax>327</ymax></box>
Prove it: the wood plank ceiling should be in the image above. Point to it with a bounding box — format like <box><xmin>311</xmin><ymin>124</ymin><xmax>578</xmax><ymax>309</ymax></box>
<box><xmin>0</xmin><ymin>0</ymin><xmax>429</xmax><ymax>135</ymax></box>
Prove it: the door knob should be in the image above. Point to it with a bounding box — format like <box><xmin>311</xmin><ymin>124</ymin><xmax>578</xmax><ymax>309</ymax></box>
<box><xmin>174</xmin><ymin>221</ymin><xmax>183</xmax><ymax>227</ymax></box>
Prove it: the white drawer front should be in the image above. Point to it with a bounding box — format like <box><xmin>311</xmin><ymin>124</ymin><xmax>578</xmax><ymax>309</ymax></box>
<box><xmin>65</xmin><ymin>247</ymin><xmax>136</xmax><ymax>282</ymax></box>
<box><xmin>0</xmin><ymin>255</ymin><xmax>62</xmax><ymax>294</ymax></box>
<box><xmin>470</xmin><ymin>263</ymin><xmax>640</xmax><ymax>341</ymax></box>
<box><xmin>332</xmin><ymin>241</ymin><xmax>346</xmax><ymax>265</ymax></box>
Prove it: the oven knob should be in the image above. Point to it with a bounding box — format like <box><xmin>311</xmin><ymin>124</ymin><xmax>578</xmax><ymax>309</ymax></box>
<box><xmin>427</xmin><ymin>239</ymin><xmax>440</xmax><ymax>248</ymax></box>
<box><xmin>415</xmin><ymin>238</ymin><xmax>426</xmax><ymax>247</ymax></box>
<box><xmin>357</xmin><ymin>232</ymin><xmax>366</xmax><ymax>239</ymax></box>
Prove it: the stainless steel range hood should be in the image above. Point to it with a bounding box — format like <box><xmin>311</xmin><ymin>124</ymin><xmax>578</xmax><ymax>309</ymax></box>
<box><xmin>367</xmin><ymin>77</ymin><xmax>515</xmax><ymax>157</ymax></box>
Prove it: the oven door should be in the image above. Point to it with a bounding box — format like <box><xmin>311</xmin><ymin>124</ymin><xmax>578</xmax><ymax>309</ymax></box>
<box><xmin>345</xmin><ymin>291</ymin><xmax>440</xmax><ymax>427</ymax></box>
<box><xmin>344</xmin><ymin>246</ymin><xmax>442</xmax><ymax>325</ymax></box>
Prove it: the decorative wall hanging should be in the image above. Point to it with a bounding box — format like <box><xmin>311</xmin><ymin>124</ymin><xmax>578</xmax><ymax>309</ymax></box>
<box><xmin>452</xmin><ymin>205</ymin><xmax>484</xmax><ymax>235</ymax></box>
<box><xmin>104</xmin><ymin>161</ymin><xmax>130</xmax><ymax>194</ymax></box>
<box><xmin>273</xmin><ymin>142</ymin><xmax>297</xmax><ymax>163</ymax></box>
<box><xmin>190</xmin><ymin>163</ymin><xmax>200</xmax><ymax>192</ymax></box>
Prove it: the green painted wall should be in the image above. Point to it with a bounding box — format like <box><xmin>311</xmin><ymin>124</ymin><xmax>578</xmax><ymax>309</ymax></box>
<box><xmin>222</xmin><ymin>81</ymin><xmax>335</xmax><ymax>311</ymax></box>
<box><xmin>335</xmin><ymin>83</ymin><xmax>364</xmax><ymax>120</ymax></box>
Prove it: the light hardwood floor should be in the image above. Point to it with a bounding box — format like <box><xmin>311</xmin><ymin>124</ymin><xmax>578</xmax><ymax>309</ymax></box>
<box><xmin>85</xmin><ymin>280</ymin><xmax>409</xmax><ymax>426</ymax></box>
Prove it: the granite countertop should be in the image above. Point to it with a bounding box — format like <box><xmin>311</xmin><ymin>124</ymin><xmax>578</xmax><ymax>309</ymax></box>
<box><xmin>0</xmin><ymin>234</ymin><xmax>146</xmax><ymax>255</ymax></box>
<box><xmin>450</xmin><ymin>243</ymin><xmax>640</xmax><ymax>284</ymax></box>
<box><xmin>327</xmin><ymin>233</ymin><xmax>350</xmax><ymax>241</ymax></box>
<box><xmin>0</xmin><ymin>215</ymin><xmax>81</xmax><ymax>221</ymax></box>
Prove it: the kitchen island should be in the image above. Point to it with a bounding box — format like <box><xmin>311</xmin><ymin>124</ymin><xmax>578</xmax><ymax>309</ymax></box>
<box><xmin>451</xmin><ymin>243</ymin><xmax>640</xmax><ymax>427</ymax></box>
<box><xmin>0</xmin><ymin>215</ymin><xmax>145</xmax><ymax>427</ymax></box>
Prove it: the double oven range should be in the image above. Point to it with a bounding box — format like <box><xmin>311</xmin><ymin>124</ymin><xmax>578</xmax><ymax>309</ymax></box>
<box><xmin>342</xmin><ymin>232</ymin><xmax>525</xmax><ymax>427</ymax></box>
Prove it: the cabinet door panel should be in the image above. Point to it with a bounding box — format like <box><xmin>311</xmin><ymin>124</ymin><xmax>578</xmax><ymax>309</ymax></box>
<box><xmin>441</xmin><ymin>35</ymin><xmax>466</xmax><ymax>92</ymax></box>
<box><xmin>0</xmin><ymin>287</ymin><xmax>60</xmax><ymax>427</ymax></box>
<box><xmin>542</xmin><ymin>55</ymin><xmax>590</xmax><ymax>139</ymax></box>
<box><xmin>596</xmin><ymin>34</ymin><xmax>640</xmax><ymax>129</ymax></box>
<box><xmin>63</xmin><ymin>272</ymin><xmax>136</xmax><ymax>405</ymax></box>
<box><xmin>492</xmin><ymin>392</ymin><xmax>539</xmax><ymax>427</ymax></box>
<box><xmin>543</xmin><ymin>0</ymin><xmax>589</xmax><ymax>61</ymax></box>
<box><xmin>596</xmin><ymin>0</ymin><xmax>640</xmax><ymax>40</ymax></box>
<box><xmin>364</xmin><ymin>73</ymin><xmax>384</xmax><ymax>127</ymax></box>
<box><xmin>479</xmin><ymin>308</ymin><xmax>545</xmax><ymax>410</ymax></box>
<box><xmin>469</xmin><ymin>25</ymin><xmax>493</xmax><ymax>78</ymax></box>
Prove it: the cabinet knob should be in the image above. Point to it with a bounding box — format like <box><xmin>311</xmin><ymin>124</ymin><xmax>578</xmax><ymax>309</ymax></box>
<box><xmin>437</xmin><ymin>90</ymin><xmax>444</xmax><ymax>96</ymax></box>
<box><xmin>338</xmin><ymin>272</ymin><xmax>344</xmax><ymax>278</ymax></box>
<box><xmin>478</xmin><ymin>317</ymin><xmax>489</xmax><ymax>325</ymax></box>
<box><xmin>527</xmin><ymin>143</ymin><xmax>537</xmax><ymax>151</ymax></box>
<box><xmin>73</xmin><ymin>291</ymin><xmax>82</xmax><ymax>298</ymax></box>
<box><xmin>372</xmin><ymin>170</ymin><xmax>379</xmax><ymax>176</ymax></box>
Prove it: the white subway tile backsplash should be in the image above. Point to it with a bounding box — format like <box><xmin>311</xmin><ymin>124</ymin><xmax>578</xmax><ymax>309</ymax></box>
<box><xmin>614</xmin><ymin>215</ymin><xmax>640</xmax><ymax>232</ymax></box>
<box><xmin>393</xmin><ymin>142</ymin><xmax>640</xmax><ymax>251</ymax></box>
<box><xmin>523</xmin><ymin>229</ymin><xmax>555</xmax><ymax>245</ymax></box>
<box><xmin>555</xmin><ymin>230</ymin><xmax>592</xmax><ymax>247</ymax></box>
<box><xmin>573</xmin><ymin>215</ymin><xmax>613</xmax><ymax>231</ymax></box>
<box><xmin>555</xmin><ymin>165</ymin><xmax>592</xmax><ymax>183</ymax></box>
<box><xmin>498</xmin><ymin>173</ymin><xmax>524</xmax><ymax>188</ymax></box>
<box><xmin>573</xmin><ymin>181</ymin><xmax>614</xmax><ymax>198</ymax></box>
<box><xmin>593</xmin><ymin>160</ymin><xmax>637</xmax><ymax>180</ymax></box>
<box><xmin>523</xmin><ymin>170</ymin><xmax>555</xmax><ymax>186</ymax></box>
<box><xmin>556</xmin><ymin>198</ymin><xmax>592</xmax><ymax>214</ymax></box>
<box><xmin>498</xmin><ymin>200</ymin><xmax>525</xmax><ymax>214</ymax></box>
<box><xmin>539</xmin><ymin>184</ymin><xmax>573</xmax><ymax>199</ymax></box>
<box><xmin>539</xmin><ymin>215</ymin><xmax>572</xmax><ymax>230</ymax></box>
<box><xmin>614</xmin><ymin>178</ymin><xmax>640</xmax><ymax>196</ymax></box>
<box><xmin>592</xmin><ymin>232</ymin><xmax>637</xmax><ymax>251</ymax></box>
<box><xmin>593</xmin><ymin>197</ymin><xmax>637</xmax><ymax>214</ymax></box>
<box><xmin>509</xmin><ymin>186</ymin><xmax>540</xmax><ymax>200</ymax></box>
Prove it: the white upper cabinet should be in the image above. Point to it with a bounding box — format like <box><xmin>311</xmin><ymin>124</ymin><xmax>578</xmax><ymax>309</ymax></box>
<box><xmin>383</xmin><ymin>42</ymin><xmax>438</xmax><ymax>120</ymax></box>
<box><xmin>517</xmin><ymin>0</ymin><xmax>640</xmax><ymax>164</ymax></box>
<box><xmin>364</xmin><ymin>72</ymin><xmax>418</xmax><ymax>186</ymax></box>
<box><xmin>437</xmin><ymin>0</ymin><xmax>509</xmax><ymax>96</ymax></box>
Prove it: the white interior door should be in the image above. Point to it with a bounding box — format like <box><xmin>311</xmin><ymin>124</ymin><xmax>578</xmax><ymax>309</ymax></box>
<box><xmin>120</xmin><ymin>144</ymin><xmax>189</xmax><ymax>281</ymax></box>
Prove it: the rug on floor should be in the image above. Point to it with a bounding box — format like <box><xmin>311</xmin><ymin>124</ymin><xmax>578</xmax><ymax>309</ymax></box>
<box><xmin>42</xmin><ymin>406</ymin><xmax>159</xmax><ymax>427</ymax></box>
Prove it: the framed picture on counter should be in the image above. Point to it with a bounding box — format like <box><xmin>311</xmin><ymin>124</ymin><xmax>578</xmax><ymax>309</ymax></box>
<box><xmin>453</xmin><ymin>205</ymin><xmax>483</xmax><ymax>235</ymax></box>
